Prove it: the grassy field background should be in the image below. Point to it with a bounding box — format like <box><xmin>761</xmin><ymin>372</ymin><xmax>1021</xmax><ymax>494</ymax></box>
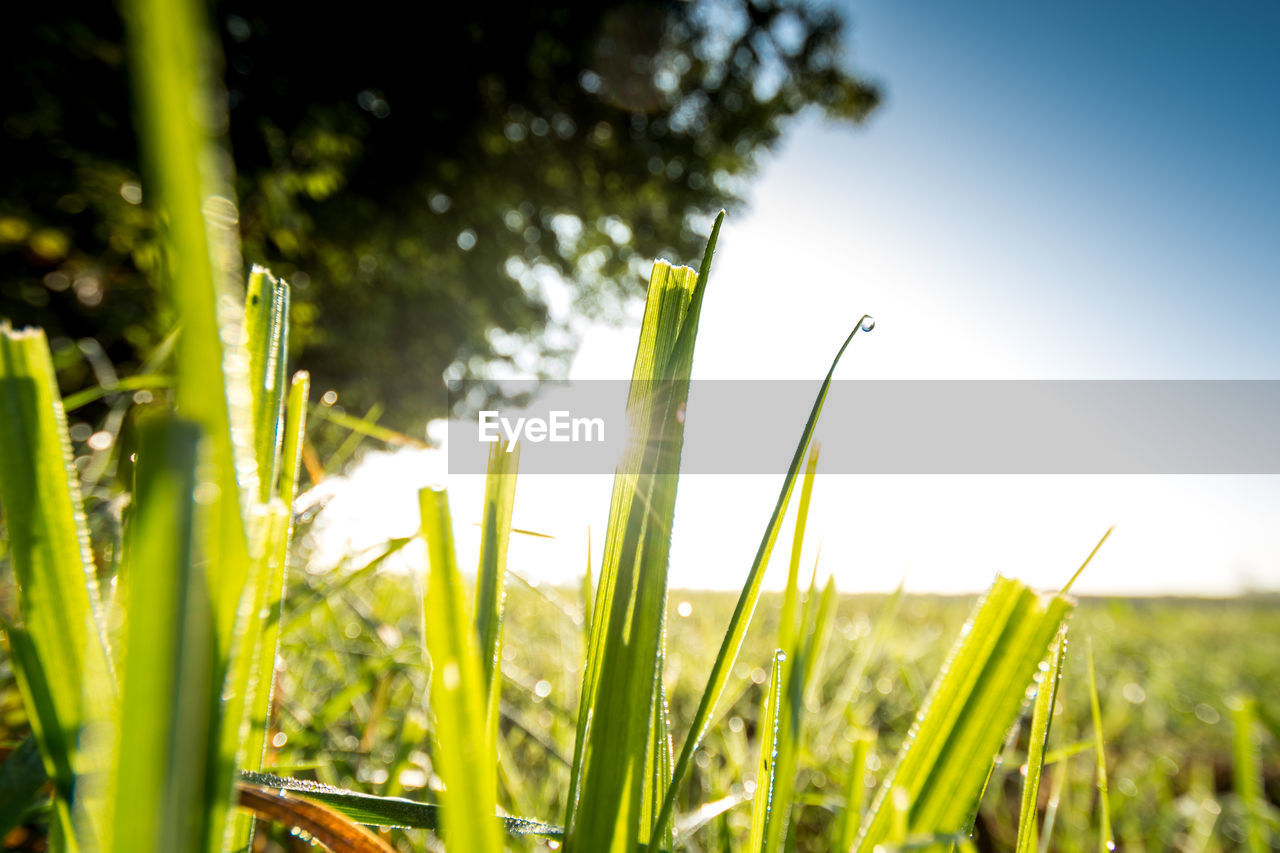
<box><xmin>59</xmin><ymin>548</ymin><xmax>1259</xmax><ymax>852</ymax></box>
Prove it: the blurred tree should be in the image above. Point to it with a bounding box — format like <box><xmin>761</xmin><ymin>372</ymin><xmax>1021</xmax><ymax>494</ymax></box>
<box><xmin>0</xmin><ymin>0</ymin><xmax>878</xmax><ymax>430</ymax></box>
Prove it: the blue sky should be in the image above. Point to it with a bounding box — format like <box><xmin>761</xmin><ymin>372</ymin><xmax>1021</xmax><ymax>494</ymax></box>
<box><xmin>329</xmin><ymin>2</ymin><xmax>1280</xmax><ymax>595</ymax></box>
<box><xmin>832</xmin><ymin>0</ymin><xmax>1280</xmax><ymax>379</ymax></box>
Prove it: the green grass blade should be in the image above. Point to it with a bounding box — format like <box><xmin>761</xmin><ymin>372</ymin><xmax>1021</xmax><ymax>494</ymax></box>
<box><xmin>110</xmin><ymin>418</ymin><xmax>215</xmax><ymax>853</ymax></box>
<box><xmin>222</xmin><ymin>501</ymin><xmax>290</xmax><ymax>849</ymax></box>
<box><xmin>323</xmin><ymin>402</ymin><xmax>385</xmax><ymax>474</ymax></box>
<box><xmin>834</xmin><ymin>732</ymin><xmax>875</xmax><ymax>851</ymax></box>
<box><xmin>1015</xmin><ymin>627</ymin><xmax>1069</xmax><ymax>853</ymax></box>
<box><xmin>236</xmin><ymin>771</ymin><xmax>564</xmax><ymax>837</ymax></box>
<box><xmin>803</xmin><ymin>575</ymin><xmax>837</xmax><ymax>693</ymax></box>
<box><xmin>61</xmin><ymin>373</ymin><xmax>174</xmax><ymax>412</ymax></box>
<box><xmin>749</xmin><ymin>650</ymin><xmax>787</xmax><ymax>852</ymax></box>
<box><xmin>1232</xmin><ymin>696</ymin><xmax>1271</xmax><ymax>853</ymax></box>
<box><xmin>475</xmin><ymin>439</ymin><xmax>520</xmax><ymax>740</ymax></box>
<box><xmin>312</xmin><ymin>401</ymin><xmax>428</xmax><ymax>452</ymax></box>
<box><xmin>779</xmin><ymin>445</ymin><xmax>820</xmax><ymax>655</ymax></box>
<box><xmin>246</xmin><ymin>370</ymin><xmax>310</xmax><ymax>775</ymax></box>
<box><xmin>120</xmin><ymin>0</ymin><xmax>256</xmax><ymax>845</ymax></box>
<box><xmin>581</xmin><ymin>528</ymin><xmax>594</xmax><ymax>644</ymax></box>
<box><xmin>644</xmin><ymin>649</ymin><xmax>676</xmax><ymax>849</ymax></box>
<box><xmin>0</xmin><ymin>325</ymin><xmax>115</xmax><ymax>848</ymax></box>
<box><xmin>122</xmin><ymin>0</ymin><xmax>253</xmax><ymax>656</ymax></box>
<box><xmin>566</xmin><ymin>216</ymin><xmax>724</xmax><ymax>852</ymax></box>
<box><xmin>1062</xmin><ymin>527</ymin><xmax>1113</xmax><ymax>594</ymax></box>
<box><xmin>653</xmin><ymin>311</ymin><xmax>875</xmax><ymax>844</ymax></box>
<box><xmin>279</xmin><ymin>371</ymin><xmax>310</xmax><ymax>509</ymax></box>
<box><xmin>1085</xmin><ymin>639</ymin><xmax>1113</xmax><ymax>852</ymax></box>
<box><xmin>567</xmin><ymin>259</ymin><xmax>700</xmax><ymax>852</ymax></box>
<box><xmin>245</xmin><ymin>267</ymin><xmax>290</xmax><ymax>503</ymax></box>
<box><xmin>419</xmin><ymin>486</ymin><xmax>501</xmax><ymax>853</ymax></box>
<box><xmin>762</xmin><ymin>519</ymin><xmax>826</xmax><ymax>853</ymax></box>
<box><xmin>1036</xmin><ymin>758</ymin><xmax>1069</xmax><ymax>853</ymax></box>
<box><xmin>854</xmin><ymin>576</ymin><xmax>1074</xmax><ymax>851</ymax></box>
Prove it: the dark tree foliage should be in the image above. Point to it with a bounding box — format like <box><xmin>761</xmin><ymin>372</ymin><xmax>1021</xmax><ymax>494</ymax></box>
<box><xmin>1</xmin><ymin>0</ymin><xmax>878</xmax><ymax>430</ymax></box>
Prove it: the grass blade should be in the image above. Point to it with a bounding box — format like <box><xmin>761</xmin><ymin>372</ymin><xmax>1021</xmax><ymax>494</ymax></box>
<box><xmin>566</xmin><ymin>214</ymin><xmax>725</xmax><ymax>853</ymax></box>
<box><xmin>748</xmin><ymin>650</ymin><xmax>787</xmax><ymax>852</ymax></box>
<box><xmin>245</xmin><ymin>266</ymin><xmax>290</xmax><ymax>503</ymax></box>
<box><xmin>834</xmin><ymin>732</ymin><xmax>875</xmax><ymax>851</ymax></box>
<box><xmin>1232</xmin><ymin>696</ymin><xmax>1271</xmax><ymax>853</ymax></box>
<box><xmin>1085</xmin><ymin>639</ymin><xmax>1113</xmax><ymax>852</ymax></box>
<box><xmin>109</xmin><ymin>418</ymin><xmax>215</xmax><ymax>853</ymax></box>
<box><xmin>419</xmin><ymin>486</ymin><xmax>501</xmax><ymax>853</ymax></box>
<box><xmin>653</xmin><ymin>311</ymin><xmax>876</xmax><ymax>844</ymax></box>
<box><xmin>237</xmin><ymin>771</ymin><xmax>564</xmax><ymax>837</ymax></box>
<box><xmin>778</xmin><ymin>444</ymin><xmax>820</xmax><ymax>655</ymax></box>
<box><xmin>236</xmin><ymin>784</ymin><xmax>394</xmax><ymax>852</ymax></box>
<box><xmin>1015</xmin><ymin>627</ymin><xmax>1069</xmax><ymax>853</ymax></box>
<box><xmin>121</xmin><ymin>0</ymin><xmax>257</xmax><ymax>845</ymax></box>
<box><xmin>0</xmin><ymin>325</ymin><xmax>115</xmax><ymax>848</ymax></box>
<box><xmin>246</xmin><ymin>370</ymin><xmax>310</xmax><ymax>773</ymax></box>
<box><xmin>854</xmin><ymin>576</ymin><xmax>1074</xmax><ymax>851</ymax></box>
<box><xmin>475</xmin><ymin>439</ymin><xmax>520</xmax><ymax>739</ymax></box>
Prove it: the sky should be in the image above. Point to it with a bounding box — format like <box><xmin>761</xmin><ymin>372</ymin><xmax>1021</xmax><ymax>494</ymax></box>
<box><xmin>310</xmin><ymin>0</ymin><xmax>1280</xmax><ymax>596</ymax></box>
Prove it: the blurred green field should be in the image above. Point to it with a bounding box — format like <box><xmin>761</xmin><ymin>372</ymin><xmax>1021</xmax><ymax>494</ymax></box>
<box><xmin>148</xmin><ymin>554</ymin><xmax>1276</xmax><ymax>853</ymax></box>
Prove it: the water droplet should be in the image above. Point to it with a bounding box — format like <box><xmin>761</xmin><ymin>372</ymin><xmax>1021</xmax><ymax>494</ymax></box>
<box><xmin>860</xmin><ymin>315</ymin><xmax>876</xmax><ymax>332</ymax></box>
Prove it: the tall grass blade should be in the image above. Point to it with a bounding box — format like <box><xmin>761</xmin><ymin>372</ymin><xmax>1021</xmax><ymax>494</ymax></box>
<box><xmin>236</xmin><ymin>771</ymin><xmax>564</xmax><ymax>837</ymax></box>
<box><xmin>0</xmin><ymin>325</ymin><xmax>115</xmax><ymax>848</ymax></box>
<box><xmin>834</xmin><ymin>732</ymin><xmax>875</xmax><ymax>851</ymax></box>
<box><xmin>245</xmin><ymin>267</ymin><xmax>290</xmax><ymax>502</ymax></box>
<box><xmin>475</xmin><ymin>439</ymin><xmax>520</xmax><ymax>738</ymax></box>
<box><xmin>121</xmin><ymin>0</ymin><xmax>257</xmax><ymax>844</ymax></box>
<box><xmin>109</xmin><ymin>418</ymin><xmax>215</xmax><ymax>853</ymax></box>
<box><xmin>1015</xmin><ymin>628</ymin><xmax>1068</xmax><ymax>853</ymax></box>
<box><xmin>221</xmin><ymin>501</ymin><xmax>289</xmax><ymax>849</ymax></box>
<box><xmin>761</xmin><ymin>471</ymin><xmax>826</xmax><ymax>853</ymax></box>
<box><xmin>565</xmin><ymin>214</ymin><xmax>725</xmax><ymax>853</ymax></box>
<box><xmin>246</xmin><ymin>370</ymin><xmax>310</xmax><ymax>773</ymax></box>
<box><xmin>1231</xmin><ymin>697</ymin><xmax>1269</xmax><ymax>853</ymax></box>
<box><xmin>1085</xmin><ymin>640</ymin><xmax>1113</xmax><ymax>852</ymax></box>
<box><xmin>1036</xmin><ymin>757</ymin><xmax>1069</xmax><ymax>853</ymax></box>
<box><xmin>653</xmin><ymin>311</ymin><xmax>876</xmax><ymax>844</ymax></box>
<box><xmin>419</xmin><ymin>486</ymin><xmax>501</xmax><ymax>853</ymax></box>
<box><xmin>122</xmin><ymin>0</ymin><xmax>253</xmax><ymax>655</ymax></box>
<box><xmin>854</xmin><ymin>576</ymin><xmax>1073</xmax><ymax>851</ymax></box>
<box><xmin>581</xmin><ymin>528</ymin><xmax>594</xmax><ymax>643</ymax></box>
<box><xmin>749</xmin><ymin>650</ymin><xmax>787</xmax><ymax>852</ymax></box>
<box><xmin>779</xmin><ymin>445</ymin><xmax>820</xmax><ymax>656</ymax></box>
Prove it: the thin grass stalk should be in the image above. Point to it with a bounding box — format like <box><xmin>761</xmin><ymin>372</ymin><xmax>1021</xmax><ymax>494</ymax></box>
<box><xmin>246</xmin><ymin>370</ymin><xmax>310</xmax><ymax>773</ymax></box>
<box><xmin>109</xmin><ymin>418</ymin><xmax>213</xmax><ymax>853</ymax></box>
<box><xmin>566</xmin><ymin>216</ymin><xmax>725</xmax><ymax>852</ymax></box>
<box><xmin>475</xmin><ymin>439</ymin><xmax>520</xmax><ymax>740</ymax></box>
<box><xmin>834</xmin><ymin>733</ymin><xmax>875</xmax><ymax>851</ymax></box>
<box><xmin>1232</xmin><ymin>697</ymin><xmax>1270</xmax><ymax>853</ymax></box>
<box><xmin>1015</xmin><ymin>628</ymin><xmax>1069</xmax><ymax>853</ymax></box>
<box><xmin>0</xmin><ymin>326</ymin><xmax>116</xmax><ymax>849</ymax></box>
<box><xmin>245</xmin><ymin>267</ymin><xmax>290</xmax><ymax>503</ymax></box>
<box><xmin>419</xmin><ymin>486</ymin><xmax>502</xmax><ymax>853</ymax></box>
<box><xmin>652</xmin><ymin>311</ymin><xmax>876</xmax><ymax>844</ymax></box>
<box><xmin>1085</xmin><ymin>640</ymin><xmax>1113</xmax><ymax>852</ymax></box>
<box><xmin>120</xmin><ymin>0</ymin><xmax>257</xmax><ymax>845</ymax></box>
<box><xmin>749</xmin><ymin>650</ymin><xmax>787</xmax><ymax>852</ymax></box>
